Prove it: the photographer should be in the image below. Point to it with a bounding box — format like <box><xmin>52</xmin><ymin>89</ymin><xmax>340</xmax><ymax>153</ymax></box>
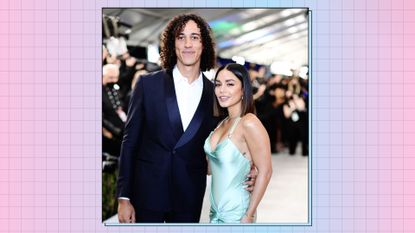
<box><xmin>282</xmin><ymin>80</ymin><xmax>308</xmax><ymax>156</ymax></box>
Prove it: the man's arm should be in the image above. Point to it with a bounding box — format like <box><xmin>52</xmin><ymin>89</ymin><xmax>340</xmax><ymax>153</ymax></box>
<box><xmin>116</xmin><ymin>76</ymin><xmax>146</xmax><ymax>223</ymax></box>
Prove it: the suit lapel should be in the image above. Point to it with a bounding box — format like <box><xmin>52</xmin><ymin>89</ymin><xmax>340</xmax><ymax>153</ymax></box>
<box><xmin>175</xmin><ymin>75</ymin><xmax>211</xmax><ymax>149</ymax></box>
<box><xmin>164</xmin><ymin>70</ymin><xmax>184</xmax><ymax>142</ymax></box>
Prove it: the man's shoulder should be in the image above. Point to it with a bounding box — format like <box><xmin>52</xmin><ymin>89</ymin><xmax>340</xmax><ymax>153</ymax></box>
<box><xmin>145</xmin><ymin>69</ymin><xmax>169</xmax><ymax>78</ymax></box>
<box><xmin>141</xmin><ymin>70</ymin><xmax>169</xmax><ymax>85</ymax></box>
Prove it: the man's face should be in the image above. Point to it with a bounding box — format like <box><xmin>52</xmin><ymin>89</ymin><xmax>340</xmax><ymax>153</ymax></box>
<box><xmin>175</xmin><ymin>20</ymin><xmax>203</xmax><ymax>69</ymax></box>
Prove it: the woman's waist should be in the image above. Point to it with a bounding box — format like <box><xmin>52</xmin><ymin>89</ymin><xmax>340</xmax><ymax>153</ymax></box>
<box><xmin>210</xmin><ymin>183</ymin><xmax>250</xmax><ymax>205</ymax></box>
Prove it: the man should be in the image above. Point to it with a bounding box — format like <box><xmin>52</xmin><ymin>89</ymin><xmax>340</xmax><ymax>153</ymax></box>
<box><xmin>116</xmin><ymin>14</ymin><xmax>254</xmax><ymax>223</ymax></box>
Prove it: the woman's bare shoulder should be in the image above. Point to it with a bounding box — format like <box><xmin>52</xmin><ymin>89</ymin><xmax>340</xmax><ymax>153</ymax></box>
<box><xmin>241</xmin><ymin>113</ymin><xmax>263</xmax><ymax>130</ymax></box>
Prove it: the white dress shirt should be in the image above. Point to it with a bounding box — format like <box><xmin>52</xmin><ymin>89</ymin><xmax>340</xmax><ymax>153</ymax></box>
<box><xmin>172</xmin><ymin>65</ymin><xmax>203</xmax><ymax>131</ymax></box>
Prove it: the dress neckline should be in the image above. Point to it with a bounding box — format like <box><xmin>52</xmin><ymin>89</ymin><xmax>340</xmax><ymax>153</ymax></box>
<box><xmin>209</xmin><ymin>116</ymin><xmax>240</xmax><ymax>150</ymax></box>
<box><xmin>206</xmin><ymin>132</ymin><xmax>251</xmax><ymax>162</ymax></box>
<box><xmin>206</xmin><ymin>117</ymin><xmax>251</xmax><ymax>162</ymax></box>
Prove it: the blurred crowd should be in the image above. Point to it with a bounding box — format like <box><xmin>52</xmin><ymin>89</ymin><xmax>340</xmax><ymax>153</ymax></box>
<box><xmin>102</xmin><ymin>46</ymin><xmax>309</xmax><ymax>172</ymax></box>
<box><xmin>249</xmin><ymin>64</ymin><xmax>309</xmax><ymax>156</ymax></box>
<box><xmin>102</xmin><ymin>46</ymin><xmax>152</xmax><ymax>171</ymax></box>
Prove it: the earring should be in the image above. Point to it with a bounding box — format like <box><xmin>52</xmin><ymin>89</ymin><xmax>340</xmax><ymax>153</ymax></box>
<box><xmin>241</xmin><ymin>96</ymin><xmax>244</xmax><ymax>100</ymax></box>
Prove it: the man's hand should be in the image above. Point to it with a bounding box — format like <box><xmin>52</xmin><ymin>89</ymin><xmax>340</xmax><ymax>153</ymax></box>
<box><xmin>244</xmin><ymin>162</ymin><xmax>258</xmax><ymax>192</ymax></box>
<box><xmin>118</xmin><ymin>199</ymin><xmax>136</xmax><ymax>223</ymax></box>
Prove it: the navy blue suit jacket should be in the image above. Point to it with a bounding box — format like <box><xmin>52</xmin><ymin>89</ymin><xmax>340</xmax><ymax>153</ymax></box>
<box><xmin>116</xmin><ymin>69</ymin><xmax>217</xmax><ymax>215</ymax></box>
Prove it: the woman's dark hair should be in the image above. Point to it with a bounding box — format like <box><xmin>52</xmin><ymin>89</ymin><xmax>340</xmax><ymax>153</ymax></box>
<box><xmin>213</xmin><ymin>63</ymin><xmax>255</xmax><ymax>117</ymax></box>
<box><xmin>160</xmin><ymin>14</ymin><xmax>216</xmax><ymax>71</ymax></box>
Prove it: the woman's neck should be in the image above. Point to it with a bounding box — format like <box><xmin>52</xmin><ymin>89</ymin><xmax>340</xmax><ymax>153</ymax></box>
<box><xmin>227</xmin><ymin>105</ymin><xmax>242</xmax><ymax>120</ymax></box>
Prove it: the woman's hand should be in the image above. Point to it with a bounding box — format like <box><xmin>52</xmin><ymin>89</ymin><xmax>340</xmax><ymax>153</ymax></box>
<box><xmin>240</xmin><ymin>214</ymin><xmax>255</xmax><ymax>223</ymax></box>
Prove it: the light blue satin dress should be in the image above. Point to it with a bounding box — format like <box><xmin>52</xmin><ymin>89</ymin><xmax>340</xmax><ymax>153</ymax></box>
<box><xmin>204</xmin><ymin>117</ymin><xmax>252</xmax><ymax>223</ymax></box>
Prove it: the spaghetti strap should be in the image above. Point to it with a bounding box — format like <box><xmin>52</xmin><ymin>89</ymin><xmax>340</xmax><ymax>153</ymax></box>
<box><xmin>214</xmin><ymin>116</ymin><xmax>228</xmax><ymax>131</ymax></box>
<box><xmin>228</xmin><ymin>117</ymin><xmax>241</xmax><ymax>138</ymax></box>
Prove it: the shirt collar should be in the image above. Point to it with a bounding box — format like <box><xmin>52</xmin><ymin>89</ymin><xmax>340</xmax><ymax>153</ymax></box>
<box><xmin>173</xmin><ymin>65</ymin><xmax>203</xmax><ymax>87</ymax></box>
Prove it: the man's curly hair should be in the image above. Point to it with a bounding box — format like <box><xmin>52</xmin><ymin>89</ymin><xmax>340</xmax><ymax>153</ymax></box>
<box><xmin>160</xmin><ymin>14</ymin><xmax>216</xmax><ymax>71</ymax></box>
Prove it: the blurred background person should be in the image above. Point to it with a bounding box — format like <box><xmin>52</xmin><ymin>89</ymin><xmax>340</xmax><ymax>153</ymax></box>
<box><xmin>282</xmin><ymin>77</ymin><xmax>308</xmax><ymax>156</ymax></box>
<box><xmin>102</xmin><ymin>64</ymin><xmax>126</xmax><ymax>157</ymax></box>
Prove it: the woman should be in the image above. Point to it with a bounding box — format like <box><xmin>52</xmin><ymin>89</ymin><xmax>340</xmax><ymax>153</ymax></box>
<box><xmin>204</xmin><ymin>63</ymin><xmax>273</xmax><ymax>223</ymax></box>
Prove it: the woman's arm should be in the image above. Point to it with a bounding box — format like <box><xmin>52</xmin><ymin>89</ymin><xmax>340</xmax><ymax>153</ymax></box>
<box><xmin>241</xmin><ymin>113</ymin><xmax>273</xmax><ymax>223</ymax></box>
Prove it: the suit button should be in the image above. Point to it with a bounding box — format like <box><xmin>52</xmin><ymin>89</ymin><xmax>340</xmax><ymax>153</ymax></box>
<box><xmin>172</xmin><ymin>150</ymin><xmax>176</xmax><ymax>154</ymax></box>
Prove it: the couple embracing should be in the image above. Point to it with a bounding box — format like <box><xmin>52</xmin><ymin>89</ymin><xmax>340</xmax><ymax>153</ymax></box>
<box><xmin>116</xmin><ymin>13</ymin><xmax>272</xmax><ymax>224</ymax></box>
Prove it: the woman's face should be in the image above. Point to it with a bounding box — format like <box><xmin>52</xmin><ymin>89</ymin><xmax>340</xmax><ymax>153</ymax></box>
<box><xmin>214</xmin><ymin>69</ymin><xmax>244</xmax><ymax>108</ymax></box>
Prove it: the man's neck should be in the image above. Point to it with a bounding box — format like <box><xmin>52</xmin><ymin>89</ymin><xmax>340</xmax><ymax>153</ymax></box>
<box><xmin>176</xmin><ymin>63</ymin><xmax>201</xmax><ymax>84</ymax></box>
